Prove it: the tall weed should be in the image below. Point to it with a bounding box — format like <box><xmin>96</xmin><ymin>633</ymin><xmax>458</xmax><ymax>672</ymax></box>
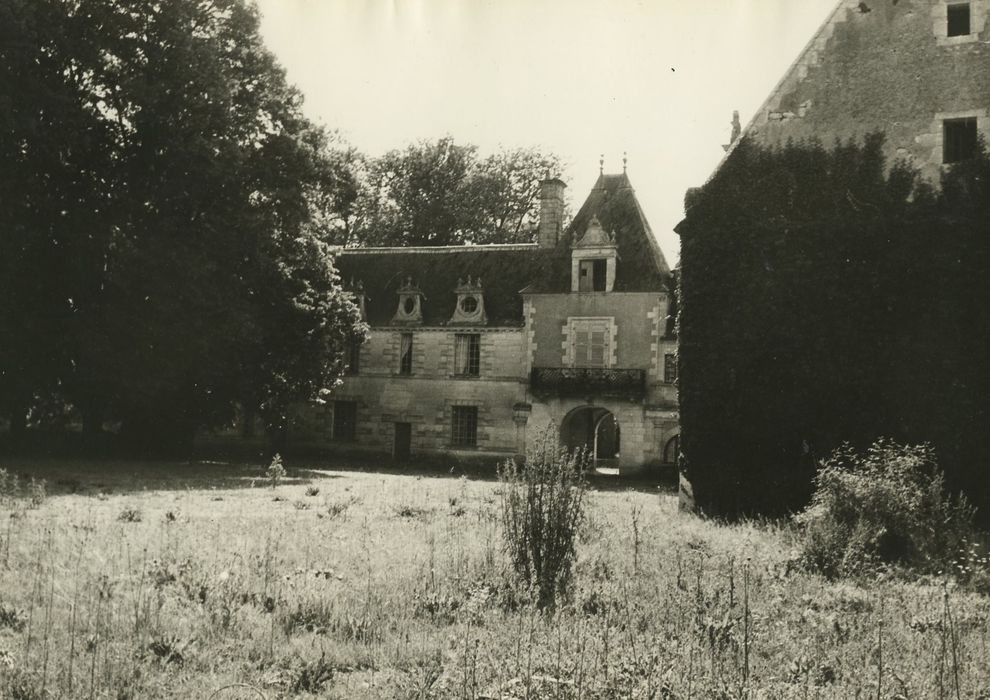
<box><xmin>498</xmin><ymin>425</ymin><xmax>589</xmax><ymax>609</ymax></box>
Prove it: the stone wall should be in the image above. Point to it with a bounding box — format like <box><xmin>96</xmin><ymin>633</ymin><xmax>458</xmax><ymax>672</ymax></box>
<box><xmin>742</xmin><ymin>0</ymin><xmax>990</xmax><ymax>182</ymax></box>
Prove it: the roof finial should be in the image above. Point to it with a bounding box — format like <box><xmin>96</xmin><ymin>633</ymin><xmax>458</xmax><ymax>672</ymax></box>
<box><xmin>622</xmin><ymin>151</ymin><xmax>627</xmax><ymax>173</ymax></box>
<box><xmin>599</xmin><ymin>154</ymin><xmax>604</xmax><ymax>175</ymax></box>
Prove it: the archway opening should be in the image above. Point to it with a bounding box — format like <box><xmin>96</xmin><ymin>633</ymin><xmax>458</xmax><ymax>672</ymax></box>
<box><xmin>560</xmin><ymin>406</ymin><xmax>620</xmax><ymax>467</ymax></box>
<box><xmin>663</xmin><ymin>434</ymin><xmax>680</xmax><ymax>465</ymax></box>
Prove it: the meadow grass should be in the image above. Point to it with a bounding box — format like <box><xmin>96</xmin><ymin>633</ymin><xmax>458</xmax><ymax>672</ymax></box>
<box><xmin>0</xmin><ymin>457</ymin><xmax>987</xmax><ymax>698</ymax></box>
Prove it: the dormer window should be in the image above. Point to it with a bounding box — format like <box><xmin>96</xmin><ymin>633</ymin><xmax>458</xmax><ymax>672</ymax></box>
<box><xmin>948</xmin><ymin>2</ymin><xmax>971</xmax><ymax>36</ymax></box>
<box><xmin>571</xmin><ymin>216</ymin><xmax>618</xmax><ymax>293</ymax></box>
<box><xmin>579</xmin><ymin>259</ymin><xmax>608</xmax><ymax>292</ymax></box>
<box><xmin>392</xmin><ymin>277</ymin><xmax>424</xmax><ymax>325</ymax></box>
<box><xmin>450</xmin><ymin>276</ymin><xmax>487</xmax><ymax>325</ymax></box>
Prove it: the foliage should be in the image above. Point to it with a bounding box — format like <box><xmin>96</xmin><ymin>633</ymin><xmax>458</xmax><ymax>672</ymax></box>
<box><xmin>796</xmin><ymin>440</ymin><xmax>975</xmax><ymax>579</ymax></box>
<box><xmin>0</xmin><ymin>0</ymin><xmax>366</xmax><ymax>449</ymax></box>
<box><xmin>497</xmin><ymin>425</ymin><xmax>589</xmax><ymax>609</ymax></box>
<box><xmin>678</xmin><ymin>134</ymin><xmax>990</xmax><ymax>518</ymax></box>
<box><xmin>265</xmin><ymin>453</ymin><xmax>286</xmax><ymax>489</ymax></box>
<box><xmin>339</xmin><ymin>137</ymin><xmax>564</xmax><ymax>247</ymax></box>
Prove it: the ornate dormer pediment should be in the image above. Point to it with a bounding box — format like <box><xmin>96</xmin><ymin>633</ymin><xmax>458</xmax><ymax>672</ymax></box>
<box><xmin>346</xmin><ymin>277</ymin><xmax>368</xmax><ymax>321</ymax></box>
<box><xmin>575</xmin><ymin>215</ymin><xmax>617</xmax><ymax>249</ymax></box>
<box><xmin>450</xmin><ymin>276</ymin><xmax>487</xmax><ymax>325</ymax></box>
<box><xmin>392</xmin><ymin>276</ymin><xmax>425</xmax><ymax>325</ymax></box>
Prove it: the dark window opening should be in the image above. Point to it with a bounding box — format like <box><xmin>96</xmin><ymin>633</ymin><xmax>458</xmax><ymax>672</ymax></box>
<box><xmin>399</xmin><ymin>333</ymin><xmax>413</xmax><ymax>375</ymax></box>
<box><xmin>454</xmin><ymin>334</ymin><xmax>481</xmax><ymax>376</ymax></box>
<box><xmin>944</xmin><ymin>118</ymin><xmax>978</xmax><ymax>164</ymax></box>
<box><xmin>664</xmin><ymin>353</ymin><xmax>678</xmax><ymax>384</ymax></box>
<box><xmin>451</xmin><ymin>406</ymin><xmax>478</xmax><ymax>447</ymax></box>
<box><xmin>345</xmin><ymin>340</ymin><xmax>361</xmax><ymax>375</ymax></box>
<box><xmin>947</xmin><ymin>3</ymin><xmax>971</xmax><ymax>36</ymax></box>
<box><xmin>402</xmin><ymin>296</ymin><xmax>416</xmax><ymax>314</ymax></box>
<box><xmin>460</xmin><ymin>296</ymin><xmax>478</xmax><ymax>313</ymax></box>
<box><xmin>333</xmin><ymin>400</ymin><xmax>357</xmax><ymax>442</ymax></box>
<box><xmin>578</xmin><ymin>259</ymin><xmax>608</xmax><ymax>292</ymax></box>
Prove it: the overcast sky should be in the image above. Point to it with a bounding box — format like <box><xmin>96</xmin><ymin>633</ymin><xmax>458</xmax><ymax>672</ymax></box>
<box><xmin>254</xmin><ymin>0</ymin><xmax>837</xmax><ymax>265</ymax></box>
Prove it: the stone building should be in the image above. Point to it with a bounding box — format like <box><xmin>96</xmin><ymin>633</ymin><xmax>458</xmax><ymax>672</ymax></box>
<box><xmin>288</xmin><ymin>168</ymin><xmax>679</xmax><ymax>473</ymax></box>
<box><xmin>720</xmin><ymin>0</ymin><xmax>990</xmax><ymax>180</ymax></box>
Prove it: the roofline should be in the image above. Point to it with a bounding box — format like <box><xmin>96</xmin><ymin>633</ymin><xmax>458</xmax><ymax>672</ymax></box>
<box><xmin>705</xmin><ymin>0</ymin><xmax>850</xmax><ymax>183</ymax></box>
<box><xmin>334</xmin><ymin>243</ymin><xmax>540</xmax><ymax>256</ymax></box>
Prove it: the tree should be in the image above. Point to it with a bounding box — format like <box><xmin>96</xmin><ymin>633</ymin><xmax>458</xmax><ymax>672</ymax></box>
<box><xmin>341</xmin><ymin>137</ymin><xmax>564</xmax><ymax>247</ymax></box>
<box><xmin>0</xmin><ymin>0</ymin><xmax>365</xmax><ymax>451</ymax></box>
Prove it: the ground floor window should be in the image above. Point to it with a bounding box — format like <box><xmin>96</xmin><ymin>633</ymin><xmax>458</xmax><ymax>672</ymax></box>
<box><xmin>664</xmin><ymin>353</ymin><xmax>678</xmax><ymax>384</ymax></box>
<box><xmin>451</xmin><ymin>406</ymin><xmax>478</xmax><ymax>447</ymax></box>
<box><xmin>333</xmin><ymin>400</ymin><xmax>357</xmax><ymax>441</ymax></box>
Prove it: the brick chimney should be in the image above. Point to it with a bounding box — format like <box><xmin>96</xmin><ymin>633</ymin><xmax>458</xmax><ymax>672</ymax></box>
<box><xmin>538</xmin><ymin>177</ymin><xmax>566</xmax><ymax>248</ymax></box>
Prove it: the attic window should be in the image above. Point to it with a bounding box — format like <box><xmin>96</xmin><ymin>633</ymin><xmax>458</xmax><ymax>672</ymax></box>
<box><xmin>579</xmin><ymin>259</ymin><xmax>608</xmax><ymax>292</ymax></box>
<box><xmin>943</xmin><ymin>117</ymin><xmax>978</xmax><ymax>163</ymax></box>
<box><xmin>947</xmin><ymin>3</ymin><xmax>971</xmax><ymax>36</ymax></box>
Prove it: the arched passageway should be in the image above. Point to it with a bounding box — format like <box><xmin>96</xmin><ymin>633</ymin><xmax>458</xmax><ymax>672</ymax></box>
<box><xmin>560</xmin><ymin>406</ymin><xmax>620</xmax><ymax>465</ymax></box>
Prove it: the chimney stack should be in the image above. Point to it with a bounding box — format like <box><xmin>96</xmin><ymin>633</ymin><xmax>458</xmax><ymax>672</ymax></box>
<box><xmin>538</xmin><ymin>177</ymin><xmax>566</xmax><ymax>248</ymax></box>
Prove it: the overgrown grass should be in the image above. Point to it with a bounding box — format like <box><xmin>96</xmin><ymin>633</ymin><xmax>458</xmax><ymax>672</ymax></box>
<box><xmin>0</xmin><ymin>457</ymin><xmax>987</xmax><ymax>698</ymax></box>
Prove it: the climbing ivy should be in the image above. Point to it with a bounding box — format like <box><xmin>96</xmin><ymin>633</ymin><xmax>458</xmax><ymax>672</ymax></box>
<box><xmin>678</xmin><ymin>134</ymin><xmax>990</xmax><ymax>519</ymax></box>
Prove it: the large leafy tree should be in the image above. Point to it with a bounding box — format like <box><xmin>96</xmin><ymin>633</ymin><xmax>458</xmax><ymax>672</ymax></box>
<box><xmin>340</xmin><ymin>137</ymin><xmax>563</xmax><ymax>247</ymax></box>
<box><xmin>0</xmin><ymin>0</ymin><xmax>365</xmax><ymax>450</ymax></box>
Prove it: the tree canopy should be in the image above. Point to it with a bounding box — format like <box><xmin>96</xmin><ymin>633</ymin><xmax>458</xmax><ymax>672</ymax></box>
<box><xmin>332</xmin><ymin>137</ymin><xmax>564</xmax><ymax>247</ymax></box>
<box><xmin>0</xmin><ymin>0</ymin><xmax>365</xmax><ymax>449</ymax></box>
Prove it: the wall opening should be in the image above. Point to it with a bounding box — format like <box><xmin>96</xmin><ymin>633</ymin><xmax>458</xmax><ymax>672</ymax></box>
<box><xmin>560</xmin><ymin>406</ymin><xmax>620</xmax><ymax>466</ymax></box>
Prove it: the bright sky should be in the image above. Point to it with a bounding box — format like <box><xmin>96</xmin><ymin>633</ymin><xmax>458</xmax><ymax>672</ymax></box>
<box><xmin>255</xmin><ymin>0</ymin><xmax>838</xmax><ymax>265</ymax></box>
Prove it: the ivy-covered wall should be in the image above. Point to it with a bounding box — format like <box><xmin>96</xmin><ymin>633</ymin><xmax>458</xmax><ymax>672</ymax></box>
<box><xmin>677</xmin><ymin>136</ymin><xmax>990</xmax><ymax>519</ymax></box>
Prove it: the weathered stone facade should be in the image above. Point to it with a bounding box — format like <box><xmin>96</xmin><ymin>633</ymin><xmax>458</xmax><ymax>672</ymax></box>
<box><xmin>289</xmin><ymin>171</ymin><xmax>678</xmax><ymax>473</ymax></box>
<box><xmin>731</xmin><ymin>0</ymin><xmax>990</xmax><ymax>182</ymax></box>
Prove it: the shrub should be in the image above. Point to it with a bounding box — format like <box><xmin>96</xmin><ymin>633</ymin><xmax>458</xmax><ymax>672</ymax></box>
<box><xmin>497</xmin><ymin>425</ymin><xmax>589</xmax><ymax>609</ymax></box>
<box><xmin>266</xmin><ymin>453</ymin><xmax>286</xmax><ymax>489</ymax></box>
<box><xmin>796</xmin><ymin>439</ymin><xmax>975</xmax><ymax>579</ymax></box>
<box><xmin>118</xmin><ymin>506</ymin><xmax>143</xmax><ymax>523</ymax></box>
<box><xmin>305</xmin><ymin>485</ymin><xmax>320</xmax><ymax>497</ymax></box>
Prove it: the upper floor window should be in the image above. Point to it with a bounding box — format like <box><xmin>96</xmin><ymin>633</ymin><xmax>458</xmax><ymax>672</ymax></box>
<box><xmin>664</xmin><ymin>353</ymin><xmax>678</xmax><ymax>384</ymax></box>
<box><xmin>948</xmin><ymin>2</ymin><xmax>971</xmax><ymax>36</ymax></box>
<box><xmin>345</xmin><ymin>340</ymin><xmax>361</xmax><ymax>376</ymax></box>
<box><xmin>399</xmin><ymin>333</ymin><xmax>413</xmax><ymax>375</ymax></box>
<box><xmin>944</xmin><ymin>117</ymin><xmax>978</xmax><ymax>163</ymax></box>
<box><xmin>451</xmin><ymin>406</ymin><xmax>478</xmax><ymax>447</ymax></box>
<box><xmin>570</xmin><ymin>318</ymin><xmax>611</xmax><ymax>368</ymax></box>
<box><xmin>578</xmin><ymin>259</ymin><xmax>608</xmax><ymax>292</ymax></box>
<box><xmin>454</xmin><ymin>334</ymin><xmax>481</xmax><ymax>376</ymax></box>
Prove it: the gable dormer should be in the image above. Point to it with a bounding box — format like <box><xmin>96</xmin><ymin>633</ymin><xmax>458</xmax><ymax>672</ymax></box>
<box><xmin>571</xmin><ymin>215</ymin><xmax>618</xmax><ymax>292</ymax></box>
<box><xmin>392</xmin><ymin>277</ymin><xmax>424</xmax><ymax>325</ymax></box>
<box><xmin>449</xmin><ymin>276</ymin><xmax>487</xmax><ymax>325</ymax></box>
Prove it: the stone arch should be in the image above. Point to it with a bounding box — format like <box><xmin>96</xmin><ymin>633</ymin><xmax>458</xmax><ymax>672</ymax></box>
<box><xmin>560</xmin><ymin>405</ymin><xmax>620</xmax><ymax>465</ymax></box>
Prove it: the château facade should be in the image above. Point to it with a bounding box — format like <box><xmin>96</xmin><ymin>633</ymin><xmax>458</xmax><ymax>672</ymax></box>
<box><xmin>288</xmin><ymin>169</ymin><xmax>679</xmax><ymax>473</ymax></box>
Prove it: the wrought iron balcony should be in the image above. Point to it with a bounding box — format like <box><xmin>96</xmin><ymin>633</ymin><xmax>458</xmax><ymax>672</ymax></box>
<box><xmin>530</xmin><ymin>367</ymin><xmax>647</xmax><ymax>398</ymax></box>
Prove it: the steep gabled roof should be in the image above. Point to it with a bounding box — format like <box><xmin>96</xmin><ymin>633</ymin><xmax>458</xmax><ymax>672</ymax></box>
<box><xmin>536</xmin><ymin>171</ymin><xmax>670</xmax><ymax>291</ymax></box>
<box><xmin>334</xmin><ymin>171</ymin><xmax>671</xmax><ymax>326</ymax></box>
<box><xmin>335</xmin><ymin>244</ymin><xmax>563</xmax><ymax>327</ymax></box>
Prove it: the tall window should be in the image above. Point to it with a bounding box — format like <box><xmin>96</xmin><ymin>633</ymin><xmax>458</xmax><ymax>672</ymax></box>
<box><xmin>332</xmin><ymin>400</ymin><xmax>357</xmax><ymax>442</ymax></box>
<box><xmin>664</xmin><ymin>353</ymin><xmax>678</xmax><ymax>384</ymax></box>
<box><xmin>399</xmin><ymin>333</ymin><xmax>413</xmax><ymax>375</ymax></box>
<box><xmin>944</xmin><ymin>118</ymin><xmax>978</xmax><ymax>163</ymax></box>
<box><xmin>454</xmin><ymin>334</ymin><xmax>481</xmax><ymax>376</ymax></box>
<box><xmin>451</xmin><ymin>406</ymin><xmax>478</xmax><ymax>447</ymax></box>
<box><xmin>570</xmin><ymin>319</ymin><xmax>611</xmax><ymax>368</ymax></box>
<box><xmin>947</xmin><ymin>2</ymin><xmax>971</xmax><ymax>36</ymax></box>
<box><xmin>345</xmin><ymin>339</ymin><xmax>361</xmax><ymax>376</ymax></box>
<box><xmin>578</xmin><ymin>259</ymin><xmax>608</xmax><ymax>292</ymax></box>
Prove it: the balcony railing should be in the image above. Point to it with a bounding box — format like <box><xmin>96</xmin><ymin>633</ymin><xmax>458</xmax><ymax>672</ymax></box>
<box><xmin>530</xmin><ymin>367</ymin><xmax>647</xmax><ymax>398</ymax></box>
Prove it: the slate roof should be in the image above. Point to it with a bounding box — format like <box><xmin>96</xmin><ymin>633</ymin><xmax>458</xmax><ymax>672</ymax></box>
<box><xmin>334</xmin><ymin>172</ymin><xmax>671</xmax><ymax>327</ymax></box>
